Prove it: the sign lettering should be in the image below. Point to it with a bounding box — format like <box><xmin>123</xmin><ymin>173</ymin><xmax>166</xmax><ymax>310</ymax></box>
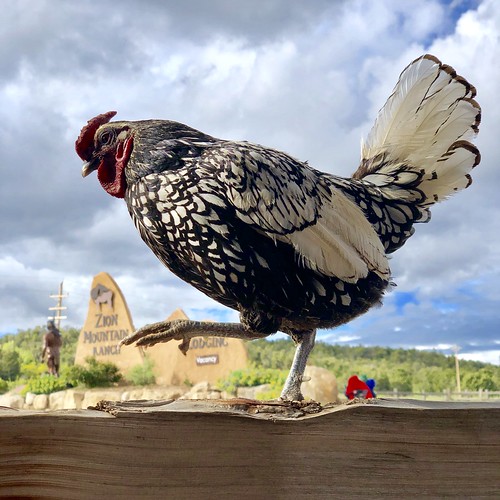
<box><xmin>83</xmin><ymin>329</ymin><xmax>130</xmax><ymax>345</ymax></box>
<box><xmin>94</xmin><ymin>313</ymin><xmax>119</xmax><ymax>328</ymax></box>
<box><xmin>196</xmin><ymin>354</ymin><xmax>219</xmax><ymax>366</ymax></box>
<box><xmin>92</xmin><ymin>344</ymin><xmax>121</xmax><ymax>356</ymax></box>
<box><xmin>190</xmin><ymin>338</ymin><xmax>229</xmax><ymax>350</ymax></box>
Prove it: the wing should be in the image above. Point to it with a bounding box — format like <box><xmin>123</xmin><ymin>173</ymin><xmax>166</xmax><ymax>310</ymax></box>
<box><xmin>207</xmin><ymin>143</ymin><xmax>390</xmax><ymax>283</ymax></box>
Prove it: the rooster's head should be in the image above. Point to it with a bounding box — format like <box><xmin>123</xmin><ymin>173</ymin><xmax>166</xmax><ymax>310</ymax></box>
<box><xmin>76</xmin><ymin>111</ymin><xmax>133</xmax><ymax>199</ymax></box>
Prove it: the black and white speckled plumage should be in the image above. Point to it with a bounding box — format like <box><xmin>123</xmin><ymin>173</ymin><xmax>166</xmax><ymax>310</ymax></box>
<box><xmin>125</xmin><ymin>137</ymin><xmax>389</xmax><ymax>335</ymax></box>
<box><xmin>77</xmin><ymin>54</ymin><xmax>481</xmax><ymax>400</ymax></box>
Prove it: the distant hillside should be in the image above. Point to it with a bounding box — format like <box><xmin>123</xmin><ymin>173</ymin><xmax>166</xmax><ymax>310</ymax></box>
<box><xmin>247</xmin><ymin>339</ymin><xmax>500</xmax><ymax>392</ymax></box>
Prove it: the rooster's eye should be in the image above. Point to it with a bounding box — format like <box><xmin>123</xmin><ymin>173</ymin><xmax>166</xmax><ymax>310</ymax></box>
<box><xmin>99</xmin><ymin>131</ymin><xmax>114</xmax><ymax>146</ymax></box>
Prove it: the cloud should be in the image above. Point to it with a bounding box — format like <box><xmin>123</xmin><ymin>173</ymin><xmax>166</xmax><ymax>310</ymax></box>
<box><xmin>0</xmin><ymin>0</ymin><xmax>498</xmax><ymax>364</ymax></box>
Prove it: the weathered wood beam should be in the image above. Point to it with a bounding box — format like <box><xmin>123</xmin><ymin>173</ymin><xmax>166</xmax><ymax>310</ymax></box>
<box><xmin>0</xmin><ymin>399</ymin><xmax>498</xmax><ymax>498</ymax></box>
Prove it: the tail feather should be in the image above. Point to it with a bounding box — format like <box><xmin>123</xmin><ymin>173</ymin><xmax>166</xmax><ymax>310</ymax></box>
<box><xmin>353</xmin><ymin>54</ymin><xmax>481</xmax><ymax>208</ymax></box>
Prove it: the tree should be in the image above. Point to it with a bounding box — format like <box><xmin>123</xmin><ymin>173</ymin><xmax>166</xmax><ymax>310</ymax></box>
<box><xmin>60</xmin><ymin>327</ymin><xmax>81</xmax><ymax>365</ymax></box>
<box><xmin>462</xmin><ymin>369</ymin><xmax>498</xmax><ymax>391</ymax></box>
<box><xmin>412</xmin><ymin>366</ymin><xmax>454</xmax><ymax>392</ymax></box>
<box><xmin>388</xmin><ymin>366</ymin><xmax>413</xmax><ymax>392</ymax></box>
<box><xmin>375</xmin><ymin>372</ymin><xmax>391</xmax><ymax>391</ymax></box>
<box><xmin>0</xmin><ymin>349</ymin><xmax>21</xmax><ymax>381</ymax></box>
<box><xmin>248</xmin><ymin>339</ymin><xmax>294</xmax><ymax>370</ymax></box>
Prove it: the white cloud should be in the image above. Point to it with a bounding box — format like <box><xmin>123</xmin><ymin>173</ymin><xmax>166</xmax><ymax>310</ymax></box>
<box><xmin>459</xmin><ymin>350</ymin><xmax>500</xmax><ymax>365</ymax></box>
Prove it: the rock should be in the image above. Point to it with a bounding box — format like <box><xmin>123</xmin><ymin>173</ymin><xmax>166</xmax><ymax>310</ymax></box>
<box><xmin>82</xmin><ymin>390</ymin><xmax>124</xmax><ymax>409</ymax></box>
<box><xmin>180</xmin><ymin>381</ymin><xmax>222</xmax><ymax>400</ymax></box>
<box><xmin>0</xmin><ymin>394</ymin><xmax>24</xmax><ymax>409</ymax></box>
<box><xmin>141</xmin><ymin>387</ymin><xmax>184</xmax><ymax>401</ymax></box>
<box><xmin>138</xmin><ymin>388</ymin><xmax>154</xmax><ymax>400</ymax></box>
<box><xmin>301</xmin><ymin>366</ymin><xmax>338</xmax><ymax>403</ymax></box>
<box><xmin>49</xmin><ymin>391</ymin><xmax>67</xmax><ymax>410</ymax></box>
<box><xmin>124</xmin><ymin>389</ymin><xmax>145</xmax><ymax>400</ymax></box>
<box><xmin>63</xmin><ymin>390</ymin><xmax>85</xmax><ymax>410</ymax></box>
<box><xmin>32</xmin><ymin>394</ymin><xmax>48</xmax><ymax>410</ymax></box>
<box><xmin>121</xmin><ymin>386</ymin><xmax>184</xmax><ymax>402</ymax></box>
<box><xmin>206</xmin><ymin>390</ymin><xmax>222</xmax><ymax>400</ymax></box>
<box><xmin>25</xmin><ymin>392</ymin><xmax>36</xmax><ymax>407</ymax></box>
<box><xmin>191</xmin><ymin>381</ymin><xmax>211</xmax><ymax>394</ymax></box>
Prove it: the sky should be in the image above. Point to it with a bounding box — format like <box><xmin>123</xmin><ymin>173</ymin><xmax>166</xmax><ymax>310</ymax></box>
<box><xmin>1</xmin><ymin>0</ymin><xmax>499</xmax><ymax>365</ymax></box>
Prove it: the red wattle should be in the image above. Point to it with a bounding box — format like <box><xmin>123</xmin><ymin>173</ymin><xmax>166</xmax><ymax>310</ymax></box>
<box><xmin>96</xmin><ymin>136</ymin><xmax>133</xmax><ymax>199</ymax></box>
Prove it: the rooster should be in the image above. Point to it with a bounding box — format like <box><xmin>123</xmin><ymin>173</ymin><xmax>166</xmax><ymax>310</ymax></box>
<box><xmin>76</xmin><ymin>54</ymin><xmax>480</xmax><ymax>401</ymax></box>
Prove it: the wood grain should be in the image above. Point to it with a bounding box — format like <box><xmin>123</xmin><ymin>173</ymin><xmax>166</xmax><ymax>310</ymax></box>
<box><xmin>0</xmin><ymin>399</ymin><xmax>498</xmax><ymax>499</ymax></box>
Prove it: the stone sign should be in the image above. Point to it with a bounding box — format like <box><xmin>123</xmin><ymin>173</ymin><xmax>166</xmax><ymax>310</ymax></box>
<box><xmin>143</xmin><ymin>309</ymin><xmax>249</xmax><ymax>386</ymax></box>
<box><xmin>75</xmin><ymin>273</ymin><xmax>248</xmax><ymax>385</ymax></box>
<box><xmin>74</xmin><ymin>272</ymin><xmax>144</xmax><ymax>373</ymax></box>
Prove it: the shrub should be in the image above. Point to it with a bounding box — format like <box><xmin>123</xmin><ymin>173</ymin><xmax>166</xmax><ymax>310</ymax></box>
<box><xmin>253</xmin><ymin>386</ymin><xmax>282</xmax><ymax>400</ymax></box>
<box><xmin>217</xmin><ymin>366</ymin><xmax>287</xmax><ymax>396</ymax></box>
<box><xmin>22</xmin><ymin>375</ymin><xmax>68</xmax><ymax>395</ymax></box>
<box><xmin>126</xmin><ymin>357</ymin><xmax>156</xmax><ymax>386</ymax></box>
<box><xmin>19</xmin><ymin>361</ymin><xmax>47</xmax><ymax>379</ymax></box>
<box><xmin>0</xmin><ymin>378</ymin><xmax>8</xmax><ymax>394</ymax></box>
<box><xmin>66</xmin><ymin>357</ymin><xmax>122</xmax><ymax>388</ymax></box>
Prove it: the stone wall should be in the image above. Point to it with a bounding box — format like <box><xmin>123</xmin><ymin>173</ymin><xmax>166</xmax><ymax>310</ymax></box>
<box><xmin>0</xmin><ymin>386</ymin><xmax>186</xmax><ymax>411</ymax></box>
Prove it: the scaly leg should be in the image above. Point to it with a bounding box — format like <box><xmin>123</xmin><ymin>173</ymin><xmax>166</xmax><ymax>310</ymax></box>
<box><xmin>120</xmin><ymin>319</ymin><xmax>267</xmax><ymax>354</ymax></box>
<box><xmin>280</xmin><ymin>329</ymin><xmax>316</xmax><ymax>401</ymax></box>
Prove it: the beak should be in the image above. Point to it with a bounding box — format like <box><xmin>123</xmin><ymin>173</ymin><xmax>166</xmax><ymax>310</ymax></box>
<box><xmin>81</xmin><ymin>158</ymin><xmax>99</xmax><ymax>178</ymax></box>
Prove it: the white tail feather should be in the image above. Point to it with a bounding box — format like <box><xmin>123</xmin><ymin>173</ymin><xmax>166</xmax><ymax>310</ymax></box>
<box><xmin>354</xmin><ymin>54</ymin><xmax>480</xmax><ymax>207</ymax></box>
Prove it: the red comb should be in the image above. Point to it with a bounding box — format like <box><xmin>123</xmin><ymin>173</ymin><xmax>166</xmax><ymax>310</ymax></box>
<box><xmin>75</xmin><ymin>111</ymin><xmax>117</xmax><ymax>160</ymax></box>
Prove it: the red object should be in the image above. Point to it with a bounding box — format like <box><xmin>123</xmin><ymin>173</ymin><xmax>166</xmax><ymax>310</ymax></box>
<box><xmin>345</xmin><ymin>375</ymin><xmax>374</xmax><ymax>400</ymax></box>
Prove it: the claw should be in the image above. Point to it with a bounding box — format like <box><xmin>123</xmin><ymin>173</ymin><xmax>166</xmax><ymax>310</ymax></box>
<box><xmin>179</xmin><ymin>338</ymin><xmax>191</xmax><ymax>355</ymax></box>
<box><xmin>120</xmin><ymin>319</ymin><xmax>186</xmax><ymax>347</ymax></box>
<box><xmin>120</xmin><ymin>329</ymin><xmax>149</xmax><ymax>346</ymax></box>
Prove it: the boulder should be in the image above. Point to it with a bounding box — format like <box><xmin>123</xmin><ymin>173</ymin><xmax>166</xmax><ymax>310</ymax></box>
<box><xmin>32</xmin><ymin>394</ymin><xmax>48</xmax><ymax>410</ymax></box>
<box><xmin>63</xmin><ymin>390</ymin><xmax>85</xmax><ymax>410</ymax></box>
<box><xmin>181</xmin><ymin>381</ymin><xmax>222</xmax><ymax>400</ymax></box>
<box><xmin>82</xmin><ymin>390</ymin><xmax>124</xmax><ymax>409</ymax></box>
<box><xmin>25</xmin><ymin>392</ymin><xmax>36</xmax><ymax>407</ymax></box>
<box><xmin>4</xmin><ymin>394</ymin><xmax>23</xmax><ymax>409</ymax></box>
<box><xmin>121</xmin><ymin>388</ymin><xmax>145</xmax><ymax>401</ymax></box>
<box><xmin>49</xmin><ymin>391</ymin><xmax>67</xmax><ymax>410</ymax></box>
<box><xmin>121</xmin><ymin>386</ymin><xmax>185</xmax><ymax>402</ymax></box>
<box><xmin>140</xmin><ymin>387</ymin><xmax>184</xmax><ymax>401</ymax></box>
<box><xmin>302</xmin><ymin>366</ymin><xmax>338</xmax><ymax>403</ymax></box>
<box><xmin>0</xmin><ymin>394</ymin><xmax>24</xmax><ymax>409</ymax></box>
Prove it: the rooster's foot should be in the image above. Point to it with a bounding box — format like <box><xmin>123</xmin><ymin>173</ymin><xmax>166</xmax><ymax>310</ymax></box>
<box><xmin>120</xmin><ymin>320</ymin><xmax>266</xmax><ymax>354</ymax></box>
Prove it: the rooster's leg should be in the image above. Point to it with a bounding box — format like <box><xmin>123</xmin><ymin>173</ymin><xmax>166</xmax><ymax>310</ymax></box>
<box><xmin>120</xmin><ymin>319</ymin><xmax>268</xmax><ymax>354</ymax></box>
<box><xmin>280</xmin><ymin>329</ymin><xmax>316</xmax><ymax>401</ymax></box>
